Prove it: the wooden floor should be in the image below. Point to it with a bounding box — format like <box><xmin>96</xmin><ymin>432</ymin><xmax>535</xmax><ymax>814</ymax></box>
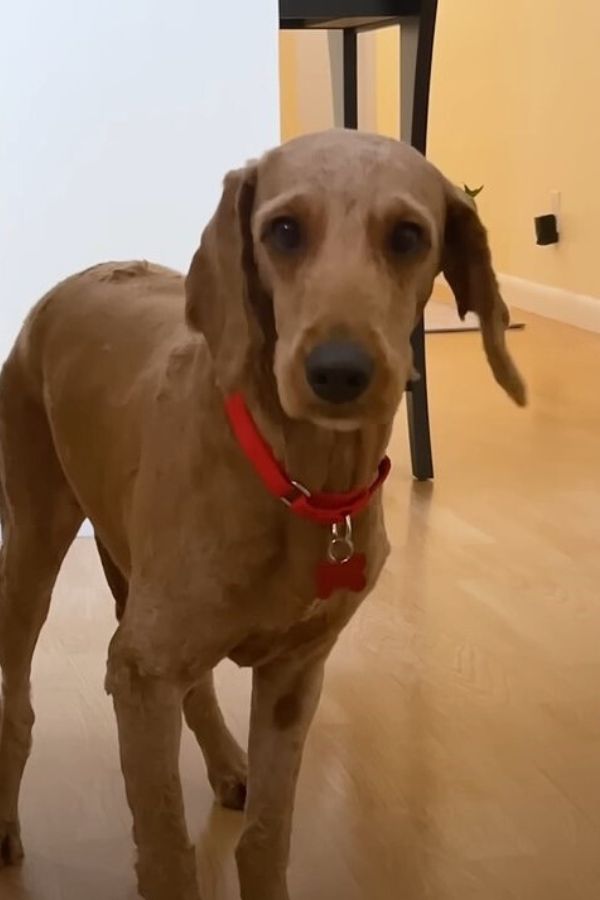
<box><xmin>1</xmin><ymin>310</ymin><xmax>599</xmax><ymax>900</ymax></box>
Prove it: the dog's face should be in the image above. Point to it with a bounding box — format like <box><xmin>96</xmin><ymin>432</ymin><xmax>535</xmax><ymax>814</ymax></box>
<box><xmin>186</xmin><ymin>130</ymin><xmax>525</xmax><ymax>427</ymax></box>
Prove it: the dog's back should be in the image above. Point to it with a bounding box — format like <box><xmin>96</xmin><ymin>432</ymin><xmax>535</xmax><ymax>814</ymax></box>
<box><xmin>12</xmin><ymin>260</ymin><xmax>187</xmax><ymax>399</ymax></box>
<box><xmin>0</xmin><ymin>260</ymin><xmax>192</xmax><ymax>572</ymax></box>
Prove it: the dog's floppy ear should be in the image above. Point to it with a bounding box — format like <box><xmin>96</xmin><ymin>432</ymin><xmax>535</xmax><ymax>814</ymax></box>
<box><xmin>185</xmin><ymin>164</ymin><xmax>272</xmax><ymax>390</ymax></box>
<box><xmin>441</xmin><ymin>184</ymin><xmax>526</xmax><ymax>406</ymax></box>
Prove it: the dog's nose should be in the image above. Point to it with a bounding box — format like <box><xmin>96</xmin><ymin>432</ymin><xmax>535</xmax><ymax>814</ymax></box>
<box><xmin>305</xmin><ymin>341</ymin><xmax>374</xmax><ymax>404</ymax></box>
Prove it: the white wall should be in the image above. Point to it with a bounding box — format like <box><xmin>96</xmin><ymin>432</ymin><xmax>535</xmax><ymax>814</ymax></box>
<box><xmin>0</xmin><ymin>1</ymin><xmax>280</xmax><ymax>363</ymax></box>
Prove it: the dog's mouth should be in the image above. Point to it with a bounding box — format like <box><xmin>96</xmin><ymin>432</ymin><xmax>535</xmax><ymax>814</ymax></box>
<box><xmin>299</xmin><ymin>392</ymin><xmax>403</xmax><ymax>431</ymax></box>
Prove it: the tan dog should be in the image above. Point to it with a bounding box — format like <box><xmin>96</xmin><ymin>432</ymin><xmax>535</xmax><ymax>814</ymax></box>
<box><xmin>0</xmin><ymin>129</ymin><xmax>525</xmax><ymax>900</ymax></box>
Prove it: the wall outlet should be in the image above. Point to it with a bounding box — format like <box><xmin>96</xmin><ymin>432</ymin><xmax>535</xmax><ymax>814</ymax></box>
<box><xmin>535</xmin><ymin>214</ymin><xmax>559</xmax><ymax>245</ymax></box>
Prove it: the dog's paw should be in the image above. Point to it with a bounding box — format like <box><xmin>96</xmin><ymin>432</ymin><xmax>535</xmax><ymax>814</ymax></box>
<box><xmin>0</xmin><ymin>820</ymin><xmax>24</xmax><ymax>867</ymax></box>
<box><xmin>207</xmin><ymin>746</ymin><xmax>247</xmax><ymax>811</ymax></box>
<box><xmin>212</xmin><ymin>772</ymin><xmax>247</xmax><ymax>811</ymax></box>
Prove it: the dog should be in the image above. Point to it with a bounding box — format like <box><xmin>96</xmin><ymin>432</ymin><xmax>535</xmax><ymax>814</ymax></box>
<box><xmin>0</xmin><ymin>129</ymin><xmax>525</xmax><ymax>900</ymax></box>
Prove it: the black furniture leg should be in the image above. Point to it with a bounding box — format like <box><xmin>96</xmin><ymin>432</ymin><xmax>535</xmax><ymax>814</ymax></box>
<box><xmin>342</xmin><ymin>28</ymin><xmax>358</xmax><ymax>128</ymax></box>
<box><xmin>401</xmin><ymin>1</ymin><xmax>437</xmax><ymax>480</ymax></box>
<box><xmin>339</xmin><ymin>11</ymin><xmax>436</xmax><ymax>481</ymax></box>
<box><xmin>406</xmin><ymin>319</ymin><xmax>433</xmax><ymax>480</ymax></box>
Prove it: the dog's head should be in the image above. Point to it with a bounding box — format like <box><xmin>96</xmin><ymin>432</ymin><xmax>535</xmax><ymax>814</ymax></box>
<box><xmin>186</xmin><ymin>130</ymin><xmax>525</xmax><ymax>428</ymax></box>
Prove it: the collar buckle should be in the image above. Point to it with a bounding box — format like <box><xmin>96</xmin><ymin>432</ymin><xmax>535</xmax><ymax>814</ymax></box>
<box><xmin>281</xmin><ymin>479</ymin><xmax>311</xmax><ymax>508</ymax></box>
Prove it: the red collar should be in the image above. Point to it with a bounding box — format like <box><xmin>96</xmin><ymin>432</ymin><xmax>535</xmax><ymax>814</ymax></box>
<box><xmin>224</xmin><ymin>392</ymin><xmax>391</xmax><ymax>527</ymax></box>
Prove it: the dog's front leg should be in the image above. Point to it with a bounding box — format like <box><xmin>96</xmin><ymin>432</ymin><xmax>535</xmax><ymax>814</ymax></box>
<box><xmin>236</xmin><ymin>651</ymin><xmax>329</xmax><ymax>900</ymax></box>
<box><xmin>106</xmin><ymin>636</ymin><xmax>201</xmax><ymax>900</ymax></box>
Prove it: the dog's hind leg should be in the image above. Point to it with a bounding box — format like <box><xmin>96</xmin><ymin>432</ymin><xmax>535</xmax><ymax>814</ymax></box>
<box><xmin>183</xmin><ymin>673</ymin><xmax>247</xmax><ymax>811</ymax></box>
<box><xmin>0</xmin><ymin>358</ymin><xmax>83</xmax><ymax>865</ymax></box>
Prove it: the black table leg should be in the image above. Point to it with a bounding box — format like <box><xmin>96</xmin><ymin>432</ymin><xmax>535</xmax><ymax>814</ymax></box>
<box><xmin>400</xmin><ymin>1</ymin><xmax>437</xmax><ymax>480</ymax></box>
<box><xmin>406</xmin><ymin>318</ymin><xmax>433</xmax><ymax>480</ymax></box>
<box><xmin>342</xmin><ymin>28</ymin><xmax>358</xmax><ymax>128</ymax></box>
<box><xmin>340</xmin><ymin>9</ymin><xmax>436</xmax><ymax>481</ymax></box>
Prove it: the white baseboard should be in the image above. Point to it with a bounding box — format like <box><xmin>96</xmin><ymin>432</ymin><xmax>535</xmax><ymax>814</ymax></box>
<box><xmin>498</xmin><ymin>274</ymin><xmax>600</xmax><ymax>333</ymax></box>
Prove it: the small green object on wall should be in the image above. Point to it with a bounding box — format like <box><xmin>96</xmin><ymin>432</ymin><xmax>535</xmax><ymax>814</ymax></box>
<box><xmin>463</xmin><ymin>184</ymin><xmax>484</xmax><ymax>203</ymax></box>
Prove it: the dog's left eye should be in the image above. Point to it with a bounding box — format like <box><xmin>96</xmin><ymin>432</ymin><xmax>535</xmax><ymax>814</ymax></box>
<box><xmin>265</xmin><ymin>216</ymin><xmax>303</xmax><ymax>253</ymax></box>
<box><xmin>388</xmin><ymin>221</ymin><xmax>424</xmax><ymax>256</ymax></box>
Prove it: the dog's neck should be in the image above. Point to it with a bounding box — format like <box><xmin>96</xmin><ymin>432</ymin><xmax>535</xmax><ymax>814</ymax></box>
<box><xmin>281</xmin><ymin>416</ymin><xmax>392</xmax><ymax>494</ymax></box>
<box><xmin>242</xmin><ymin>364</ymin><xmax>393</xmax><ymax>495</ymax></box>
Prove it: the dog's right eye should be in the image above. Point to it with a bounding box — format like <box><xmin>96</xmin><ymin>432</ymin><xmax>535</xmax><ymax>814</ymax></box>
<box><xmin>388</xmin><ymin>221</ymin><xmax>425</xmax><ymax>256</ymax></box>
<box><xmin>265</xmin><ymin>216</ymin><xmax>303</xmax><ymax>254</ymax></box>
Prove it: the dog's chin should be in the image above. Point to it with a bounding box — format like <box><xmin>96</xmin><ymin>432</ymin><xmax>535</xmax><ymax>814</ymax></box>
<box><xmin>278</xmin><ymin>393</ymin><xmax>397</xmax><ymax>432</ymax></box>
<box><xmin>306</xmin><ymin>404</ymin><xmax>401</xmax><ymax>431</ymax></box>
<box><xmin>309</xmin><ymin>414</ymin><xmax>364</xmax><ymax>433</ymax></box>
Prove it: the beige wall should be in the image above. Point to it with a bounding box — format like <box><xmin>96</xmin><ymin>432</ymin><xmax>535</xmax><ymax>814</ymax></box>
<box><xmin>280</xmin><ymin>29</ymin><xmax>389</xmax><ymax>137</ymax></box>
<box><xmin>279</xmin><ymin>2</ymin><xmax>600</xmax><ymax>298</ymax></box>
